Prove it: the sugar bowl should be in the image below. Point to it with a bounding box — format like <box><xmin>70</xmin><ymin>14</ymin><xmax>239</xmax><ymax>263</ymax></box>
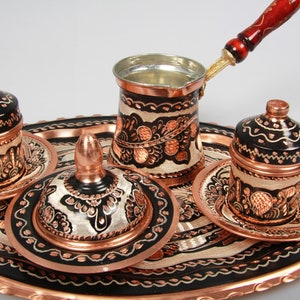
<box><xmin>227</xmin><ymin>99</ymin><xmax>300</xmax><ymax>225</ymax></box>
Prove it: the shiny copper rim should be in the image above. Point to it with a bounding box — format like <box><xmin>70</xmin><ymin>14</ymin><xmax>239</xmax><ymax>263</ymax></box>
<box><xmin>115</xmin><ymin>77</ymin><xmax>205</xmax><ymax>98</ymax></box>
<box><xmin>113</xmin><ymin>53</ymin><xmax>206</xmax><ymax>97</ymax></box>
<box><xmin>0</xmin><ymin>131</ymin><xmax>58</xmax><ymax>200</ymax></box>
<box><xmin>0</xmin><ymin>260</ymin><xmax>300</xmax><ymax>299</ymax></box>
<box><xmin>230</xmin><ymin>143</ymin><xmax>300</xmax><ymax>177</ymax></box>
<box><xmin>32</xmin><ymin>193</ymin><xmax>154</xmax><ymax>252</ymax></box>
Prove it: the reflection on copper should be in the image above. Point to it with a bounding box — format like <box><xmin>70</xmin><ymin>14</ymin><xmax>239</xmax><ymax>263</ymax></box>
<box><xmin>75</xmin><ymin>132</ymin><xmax>107</xmax><ymax>183</ymax></box>
<box><xmin>200</xmin><ymin>133</ymin><xmax>232</xmax><ymax>148</ymax></box>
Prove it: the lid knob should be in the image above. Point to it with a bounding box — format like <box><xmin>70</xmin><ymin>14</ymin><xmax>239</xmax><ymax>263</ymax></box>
<box><xmin>75</xmin><ymin>132</ymin><xmax>106</xmax><ymax>183</ymax></box>
<box><xmin>266</xmin><ymin>99</ymin><xmax>289</xmax><ymax>119</ymax></box>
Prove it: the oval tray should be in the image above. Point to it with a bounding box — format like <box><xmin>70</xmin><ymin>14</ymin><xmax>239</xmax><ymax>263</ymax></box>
<box><xmin>0</xmin><ymin>116</ymin><xmax>300</xmax><ymax>299</ymax></box>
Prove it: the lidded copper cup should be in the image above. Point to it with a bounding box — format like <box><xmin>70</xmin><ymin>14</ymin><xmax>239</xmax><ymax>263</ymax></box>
<box><xmin>0</xmin><ymin>91</ymin><xmax>25</xmax><ymax>187</ymax></box>
<box><xmin>227</xmin><ymin>99</ymin><xmax>300</xmax><ymax>225</ymax></box>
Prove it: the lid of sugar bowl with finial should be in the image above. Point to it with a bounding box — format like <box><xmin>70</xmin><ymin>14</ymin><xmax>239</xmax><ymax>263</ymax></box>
<box><xmin>0</xmin><ymin>91</ymin><xmax>23</xmax><ymax>135</ymax></box>
<box><xmin>229</xmin><ymin>99</ymin><xmax>300</xmax><ymax>176</ymax></box>
<box><xmin>5</xmin><ymin>132</ymin><xmax>179</xmax><ymax>274</ymax></box>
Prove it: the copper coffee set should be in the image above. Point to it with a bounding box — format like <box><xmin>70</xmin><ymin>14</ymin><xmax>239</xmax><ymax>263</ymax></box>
<box><xmin>1</xmin><ymin>0</ymin><xmax>300</xmax><ymax>297</ymax></box>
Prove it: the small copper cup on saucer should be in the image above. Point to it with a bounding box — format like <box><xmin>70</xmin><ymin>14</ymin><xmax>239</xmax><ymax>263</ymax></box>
<box><xmin>0</xmin><ymin>91</ymin><xmax>25</xmax><ymax>188</ymax></box>
<box><xmin>227</xmin><ymin>99</ymin><xmax>300</xmax><ymax>225</ymax></box>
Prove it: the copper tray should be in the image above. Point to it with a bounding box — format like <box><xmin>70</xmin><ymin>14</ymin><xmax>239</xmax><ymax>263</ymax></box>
<box><xmin>0</xmin><ymin>115</ymin><xmax>300</xmax><ymax>299</ymax></box>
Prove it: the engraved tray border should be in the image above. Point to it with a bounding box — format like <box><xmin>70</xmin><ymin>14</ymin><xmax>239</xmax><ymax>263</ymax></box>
<box><xmin>0</xmin><ymin>115</ymin><xmax>299</xmax><ymax>299</ymax></box>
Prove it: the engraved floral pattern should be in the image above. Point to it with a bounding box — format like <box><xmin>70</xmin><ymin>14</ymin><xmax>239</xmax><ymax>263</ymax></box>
<box><xmin>111</xmin><ymin>112</ymin><xmax>199</xmax><ymax>168</ymax></box>
<box><xmin>227</xmin><ymin>176</ymin><xmax>300</xmax><ymax>224</ymax></box>
<box><xmin>0</xmin><ymin>146</ymin><xmax>24</xmax><ymax>185</ymax></box>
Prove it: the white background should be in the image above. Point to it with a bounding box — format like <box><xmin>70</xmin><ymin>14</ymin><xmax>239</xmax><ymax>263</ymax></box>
<box><xmin>0</xmin><ymin>0</ymin><xmax>299</xmax><ymax>299</ymax></box>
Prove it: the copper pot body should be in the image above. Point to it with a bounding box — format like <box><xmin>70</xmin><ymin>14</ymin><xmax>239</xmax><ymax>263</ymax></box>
<box><xmin>108</xmin><ymin>54</ymin><xmax>206</xmax><ymax>186</ymax></box>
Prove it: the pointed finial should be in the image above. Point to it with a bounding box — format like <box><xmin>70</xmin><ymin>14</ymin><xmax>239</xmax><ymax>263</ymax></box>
<box><xmin>75</xmin><ymin>132</ymin><xmax>106</xmax><ymax>183</ymax></box>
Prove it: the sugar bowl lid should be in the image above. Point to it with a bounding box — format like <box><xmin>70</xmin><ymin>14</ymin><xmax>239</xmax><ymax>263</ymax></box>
<box><xmin>34</xmin><ymin>132</ymin><xmax>153</xmax><ymax>252</ymax></box>
<box><xmin>6</xmin><ymin>132</ymin><xmax>179</xmax><ymax>273</ymax></box>
<box><xmin>230</xmin><ymin>99</ymin><xmax>300</xmax><ymax>176</ymax></box>
<box><xmin>0</xmin><ymin>91</ymin><xmax>23</xmax><ymax>134</ymax></box>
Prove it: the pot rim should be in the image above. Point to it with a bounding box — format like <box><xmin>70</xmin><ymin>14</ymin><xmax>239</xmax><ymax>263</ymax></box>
<box><xmin>113</xmin><ymin>53</ymin><xmax>206</xmax><ymax>97</ymax></box>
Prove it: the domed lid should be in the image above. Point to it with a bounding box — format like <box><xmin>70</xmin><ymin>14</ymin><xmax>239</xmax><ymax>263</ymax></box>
<box><xmin>34</xmin><ymin>132</ymin><xmax>152</xmax><ymax>252</ymax></box>
<box><xmin>0</xmin><ymin>91</ymin><xmax>23</xmax><ymax>134</ymax></box>
<box><xmin>230</xmin><ymin>99</ymin><xmax>300</xmax><ymax>175</ymax></box>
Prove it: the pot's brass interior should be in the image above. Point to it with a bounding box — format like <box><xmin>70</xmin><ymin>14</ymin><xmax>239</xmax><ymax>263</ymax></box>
<box><xmin>114</xmin><ymin>53</ymin><xmax>206</xmax><ymax>89</ymax></box>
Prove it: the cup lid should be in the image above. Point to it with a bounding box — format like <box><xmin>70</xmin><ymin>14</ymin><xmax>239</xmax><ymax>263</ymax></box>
<box><xmin>230</xmin><ymin>99</ymin><xmax>300</xmax><ymax>175</ymax></box>
<box><xmin>0</xmin><ymin>91</ymin><xmax>23</xmax><ymax>134</ymax></box>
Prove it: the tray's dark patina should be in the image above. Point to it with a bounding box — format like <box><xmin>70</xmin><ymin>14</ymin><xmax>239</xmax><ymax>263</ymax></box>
<box><xmin>0</xmin><ymin>115</ymin><xmax>300</xmax><ymax>299</ymax></box>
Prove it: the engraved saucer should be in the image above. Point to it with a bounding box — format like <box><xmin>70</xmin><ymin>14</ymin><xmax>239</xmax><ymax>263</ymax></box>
<box><xmin>5</xmin><ymin>132</ymin><xmax>179</xmax><ymax>274</ymax></box>
<box><xmin>0</xmin><ymin>131</ymin><xmax>58</xmax><ymax>200</ymax></box>
<box><xmin>192</xmin><ymin>159</ymin><xmax>300</xmax><ymax>242</ymax></box>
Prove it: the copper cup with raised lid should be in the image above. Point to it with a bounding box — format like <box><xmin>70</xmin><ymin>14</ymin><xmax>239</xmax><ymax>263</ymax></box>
<box><xmin>227</xmin><ymin>99</ymin><xmax>300</xmax><ymax>225</ymax></box>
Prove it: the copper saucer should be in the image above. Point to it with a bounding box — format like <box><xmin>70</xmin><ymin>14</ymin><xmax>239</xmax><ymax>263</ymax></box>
<box><xmin>0</xmin><ymin>131</ymin><xmax>58</xmax><ymax>200</ymax></box>
<box><xmin>5</xmin><ymin>166</ymin><xmax>179</xmax><ymax>274</ymax></box>
<box><xmin>192</xmin><ymin>159</ymin><xmax>300</xmax><ymax>242</ymax></box>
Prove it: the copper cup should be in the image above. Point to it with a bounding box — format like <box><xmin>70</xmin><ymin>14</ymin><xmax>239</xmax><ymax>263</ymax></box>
<box><xmin>108</xmin><ymin>54</ymin><xmax>206</xmax><ymax>186</ymax></box>
<box><xmin>227</xmin><ymin>99</ymin><xmax>300</xmax><ymax>225</ymax></box>
<box><xmin>0</xmin><ymin>91</ymin><xmax>25</xmax><ymax>187</ymax></box>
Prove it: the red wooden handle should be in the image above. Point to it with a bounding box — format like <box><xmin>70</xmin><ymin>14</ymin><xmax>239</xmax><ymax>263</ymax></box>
<box><xmin>225</xmin><ymin>0</ymin><xmax>300</xmax><ymax>63</ymax></box>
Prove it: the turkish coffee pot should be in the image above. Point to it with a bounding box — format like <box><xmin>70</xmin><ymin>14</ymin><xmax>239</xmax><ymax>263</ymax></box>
<box><xmin>108</xmin><ymin>0</ymin><xmax>300</xmax><ymax>186</ymax></box>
